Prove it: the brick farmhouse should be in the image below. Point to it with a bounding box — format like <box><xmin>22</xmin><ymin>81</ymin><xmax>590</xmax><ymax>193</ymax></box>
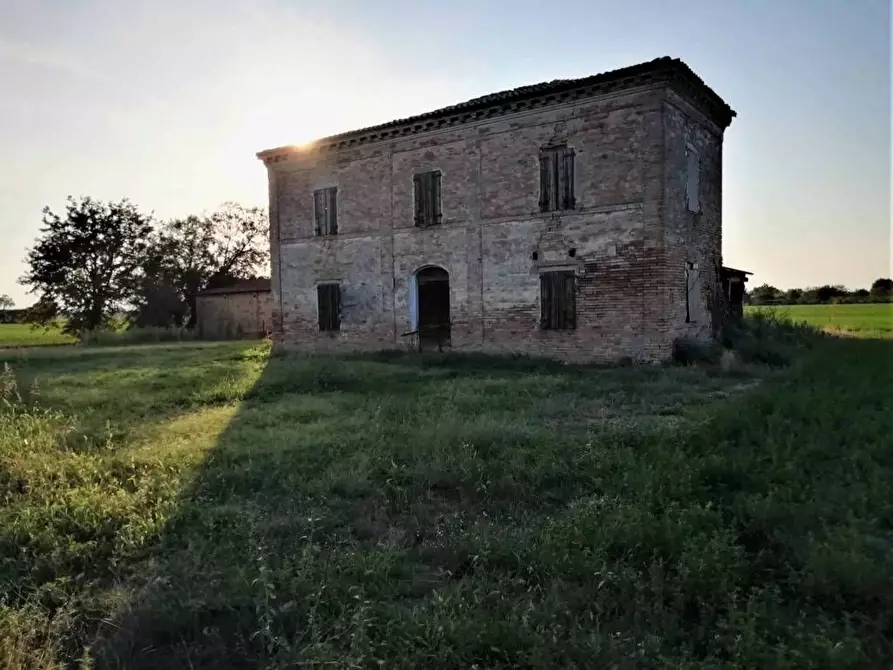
<box><xmin>257</xmin><ymin>57</ymin><xmax>736</xmax><ymax>362</ymax></box>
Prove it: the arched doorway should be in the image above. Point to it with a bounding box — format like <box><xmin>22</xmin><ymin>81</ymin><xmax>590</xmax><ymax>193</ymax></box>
<box><xmin>415</xmin><ymin>266</ymin><xmax>450</xmax><ymax>351</ymax></box>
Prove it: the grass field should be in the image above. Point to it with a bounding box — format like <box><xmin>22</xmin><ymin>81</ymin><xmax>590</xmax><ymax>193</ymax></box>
<box><xmin>0</xmin><ymin>323</ymin><xmax>75</xmax><ymax>348</ymax></box>
<box><xmin>1</xmin><ymin>339</ymin><xmax>892</xmax><ymax>667</ymax></box>
<box><xmin>747</xmin><ymin>303</ymin><xmax>893</xmax><ymax>337</ymax></box>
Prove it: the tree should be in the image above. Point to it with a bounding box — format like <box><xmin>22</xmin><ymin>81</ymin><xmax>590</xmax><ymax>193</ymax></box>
<box><xmin>870</xmin><ymin>277</ymin><xmax>893</xmax><ymax>300</ymax></box>
<box><xmin>138</xmin><ymin>202</ymin><xmax>269</xmax><ymax>327</ymax></box>
<box><xmin>749</xmin><ymin>284</ymin><xmax>781</xmax><ymax>305</ymax></box>
<box><xmin>781</xmin><ymin>288</ymin><xmax>802</xmax><ymax>305</ymax></box>
<box><xmin>815</xmin><ymin>285</ymin><xmax>847</xmax><ymax>303</ymax></box>
<box><xmin>23</xmin><ymin>296</ymin><xmax>59</xmax><ymax>325</ymax></box>
<box><xmin>133</xmin><ymin>235</ymin><xmax>188</xmax><ymax>328</ymax></box>
<box><xmin>0</xmin><ymin>294</ymin><xmax>12</xmax><ymax>310</ymax></box>
<box><xmin>20</xmin><ymin>197</ymin><xmax>153</xmax><ymax>334</ymax></box>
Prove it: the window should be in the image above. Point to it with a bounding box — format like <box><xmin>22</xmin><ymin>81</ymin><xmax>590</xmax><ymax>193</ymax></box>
<box><xmin>539</xmin><ymin>146</ymin><xmax>575</xmax><ymax>212</ymax></box>
<box><xmin>685</xmin><ymin>146</ymin><xmax>700</xmax><ymax>213</ymax></box>
<box><xmin>317</xmin><ymin>283</ymin><xmax>341</xmax><ymax>331</ymax></box>
<box><xmin>540</xmin><ymin>271</ymin><xmax>576</xmax><ymax>330</ymax></box>
<box><xmin>685</xmin><ymin>262</ymin><xmax>703</xmax><ymax>323</ymax></box>
<box><xmin>413</xmin><ymin>171</ymin><xmax>442</xmax><ymax>227</ymax></box>
<box><xmin>314</xmin><ymin>187</ymin><xmax>338</xmax><ymax>236</ymax></box>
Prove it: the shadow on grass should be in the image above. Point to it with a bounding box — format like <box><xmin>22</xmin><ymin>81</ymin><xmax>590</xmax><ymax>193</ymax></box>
<box><xmin>90</xmin><ymin>351</ymin><xmax>616</xmax><ymax>667</ymax></box>
<box><xmin>85</xmin><ymin>338</ymin><xmax>893</xmax><ymax>667</ymax></box>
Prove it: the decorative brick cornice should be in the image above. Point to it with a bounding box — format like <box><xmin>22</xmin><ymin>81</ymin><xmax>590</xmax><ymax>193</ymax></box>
<box><xmin>257</xmin><ymin>57</ymin><xmax>735</xmax><ymax>165</ymax></box>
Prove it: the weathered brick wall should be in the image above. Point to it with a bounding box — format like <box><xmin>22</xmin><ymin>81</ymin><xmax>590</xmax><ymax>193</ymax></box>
<box><xmin>663</xmin><ymin>90</ymin><xmax>726</xmax><ymax>343</ymax></box>
<box><xmin>196</xmin><ymin>291</ymin><xmax>272</xmax><ymax>340</ymax></box>
<box><xmin>266</xmin><ymin>82</ymin><xmax>726</xmax><ymax>362</ymax></box>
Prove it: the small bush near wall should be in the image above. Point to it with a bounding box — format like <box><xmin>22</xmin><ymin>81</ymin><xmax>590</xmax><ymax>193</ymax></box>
<box><xmin>675</xmin><ymin>311</ymin><xmax>822</xmax><ymax>368</ymax></box>
<box><xmin>672</xmin><ymin>338</ymin><xmax>722</xmax><ymax>365</ymax></box>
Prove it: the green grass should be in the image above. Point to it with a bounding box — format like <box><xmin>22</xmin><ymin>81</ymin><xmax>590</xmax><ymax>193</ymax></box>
<box><xmin>747</xmin><ymin>303</ymin><xmax>893</xmax><ymax>337</ymax></box>
<box><xmin>1</xmin><ymin>339</ymin><xmax>891</xmax><ymax>668</ymax></box>
<box><xmin>0</xmin><ymin>324</ymin><xmax>75</xmax><ymax>349</ymax></box>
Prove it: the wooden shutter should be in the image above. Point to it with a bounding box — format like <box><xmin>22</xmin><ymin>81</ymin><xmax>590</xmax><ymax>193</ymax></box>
<box><xmin>540</xmin><ymin>271</ymin><xmax>576</xmax><ymax>329</ymax></box>
<box><xmin>561</xmin><ymin>148</ymin><xmax>575</xmax><ymax>210</ymax></box>
<box><xmin>540</xmin><ymin>273</ymin><xmax>553</xmax><ymax>328</ymax></box>
<box><xmin>317</xmin><ymin>284</ymin><xmax>328</xmax><ymax>330</ymax></box>
<box><xmin>556</xmin><ymin>151</ymin><xmax>567</xmax><ymax>211</ymax></box>
<box><xmin>414</xmin><ymin>172</ymin><xmax>441</xmax><ymax>226</ymax></box>
<box><xmin>425</xmin><ymin>173</ymin><xmax>434</xmax><ymax>227</ymax></box>
<box><xmin>331</xmin><ymin>284</ymin><xmax>341</xmax><ymax>330</ymax></box>
<box><xmin>686</xmin><ymin>147</ymin><xmax>700</xmax><ymax>212</ymax></box>
<box><xmin>327</xmin><ymin>187</ymin><xmax>338</xmax><ymax>235</ymax></box>
<box><xmin>317</xmin><ymin>284</ymin><xmax>341</xmax><ymax>331</ymax></box>
<box><xmin>432</xmin><ymin>171</ymin><xmax>442</xmax><ymax>224</ymax></box>
<box><xmin>550</xmin><ymin>151</ymin><xmax>560</xmax><ymax>211</ymax></box>
<box><xmin>562</xmin><ymin>272</ymin><xmax>576</xmax><ymax>328</ymax></box>
<box><xmin>539</xmin><ymin>153</ymin><xmax>553</xmax><ymax>212</ymax></box>
<box><xmin>414</xmin><ymin>174</ymin><xmax>425</xmax><ymax>226</ymax></box>
<box><xmin>313</xmin><ymin>190</ymin><xmax>324</xmax><ymax>236</ymax></box>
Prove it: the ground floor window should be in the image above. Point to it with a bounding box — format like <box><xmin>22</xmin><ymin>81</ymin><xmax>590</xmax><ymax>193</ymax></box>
<box><xmin>317</xmin><ymin>283</ymin><xmax>341</xmax><ymax>331</ymax></box>
<box><xmin>540</xmin><ymin>270</ymin><xmax>576</xmax><ymax>330</ymax></box>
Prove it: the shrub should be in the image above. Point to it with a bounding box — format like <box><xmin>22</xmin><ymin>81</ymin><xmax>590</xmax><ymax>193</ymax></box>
<box><xmin>672</xmin><ymin>337</ymin><xmax>721</xmax><ymax>365</ymax></box>
<box><xmin>722</xmin><ymin>311</ymin><xmax>822</xmax><ymax>367</ymax></box>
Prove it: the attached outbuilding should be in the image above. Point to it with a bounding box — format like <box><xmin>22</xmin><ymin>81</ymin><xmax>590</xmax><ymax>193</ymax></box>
<box><xmin>720</xmin><ymin>266</ymin><xmax>752</xmax><ymax>318</ymax></box>
<box><xmin>195</xmin><ymin>278</ymin><xmax>272</xmax><ymax>340</ymax></box>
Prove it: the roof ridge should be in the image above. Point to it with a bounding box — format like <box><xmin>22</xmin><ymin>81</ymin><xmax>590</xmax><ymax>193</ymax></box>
<box><xmin>258</xmin><ymin>57</ymin><xmax>734</xmax><ymax>161</ymax></box>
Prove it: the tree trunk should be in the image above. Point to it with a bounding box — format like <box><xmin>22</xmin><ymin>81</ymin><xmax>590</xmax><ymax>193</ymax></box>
<box><xmin>186</xmin><ymin>292</ymin><xmax>198</xmax><ymax>329</ymax></box>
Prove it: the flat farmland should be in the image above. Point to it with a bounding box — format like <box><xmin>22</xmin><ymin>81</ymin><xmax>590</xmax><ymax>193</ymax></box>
<box><xmin>0</xmin><ymin>323</ymin><xmax>75</xmax><ymax>349</ymax></box>
<box><xmin>747</xmin><ymin>303</ymin><xmax>892</xmax><ymax>337</ymax></box>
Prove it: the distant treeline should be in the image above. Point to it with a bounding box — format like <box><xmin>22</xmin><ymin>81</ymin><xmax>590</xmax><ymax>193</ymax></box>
<box><xmin>0</xmin><ymin>309</ymin><xmax>28</xmax><ymax>324</ymax></box>
<box><xmin>747</xmin><ymin>278</ymin><xmax>893</xmax><ymax>306</ymax></box>
<box><xmin>15</xmin><ymin>197</ymin><xmax>269</xmax><ymax>337</ymax></box>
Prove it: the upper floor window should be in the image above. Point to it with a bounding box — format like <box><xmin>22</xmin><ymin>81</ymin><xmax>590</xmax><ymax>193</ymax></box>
<box><xmin>414</xmin><ymin>170</ymin><xmax>442</xmax><ymax>227</ymax></box>
<box><xmin>685</xmin><ymin>145</ymin><xmax>700</xmax><ymax>213</ymax></box>
<box><xmin>539</xmin><ymin>146</ymin><xmax>575</xmax><ymax>212</ymax></box>
<box><xmin>314</xmin><ymin>187</ymin><xmax>338</xmax><ymax>236</ymax></box>
<box><xmin>540</xmin><ymin>270</ymin><xmax>576</xmax><ymax>330</ymax></box>
<box><xmin>317</xmin><ymin>283</ymin><xmax>341</xmax><ymax>331</ymax></box>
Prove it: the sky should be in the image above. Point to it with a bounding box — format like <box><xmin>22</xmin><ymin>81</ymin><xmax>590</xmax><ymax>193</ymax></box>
<box><xmin>0</xmin><ymin>0</ymin><xmax>890</xmax><ymax>306</ymax></box>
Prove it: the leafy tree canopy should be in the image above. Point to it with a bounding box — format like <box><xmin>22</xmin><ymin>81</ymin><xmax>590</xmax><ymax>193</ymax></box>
<box><xmin>20</xmin><ymin>197</ymin><xmax>153</xmax><ymax>334</ymax></box>
<box><xmin>135</xmin><ymin>202</ymin><xmax>268</xmax><ymax>328</ymax></box>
